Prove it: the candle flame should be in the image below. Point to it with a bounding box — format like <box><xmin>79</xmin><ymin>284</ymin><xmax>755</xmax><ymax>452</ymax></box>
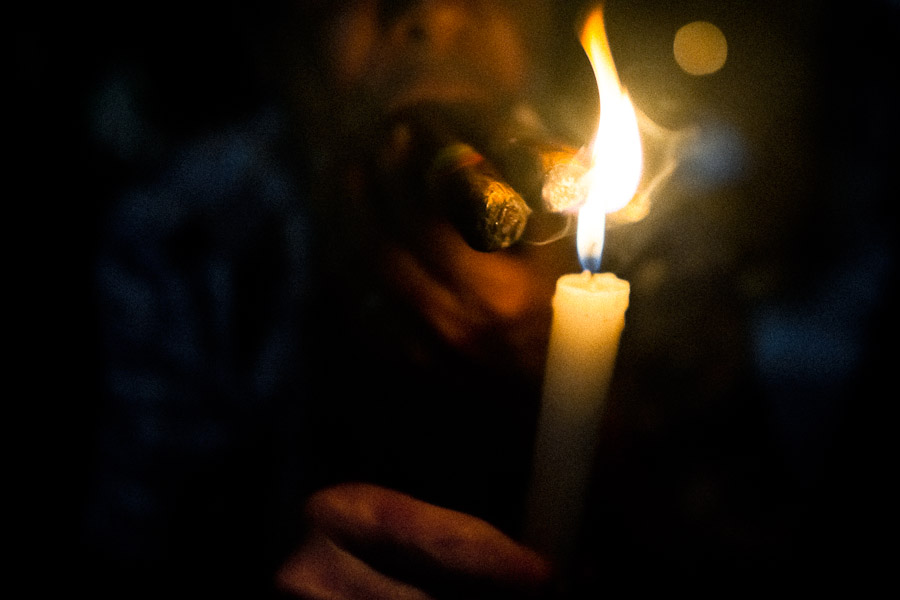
<box><xmin>577</xmin><ymin>7</ymin><xmax>643</xmax><ymax>271</ymax></box>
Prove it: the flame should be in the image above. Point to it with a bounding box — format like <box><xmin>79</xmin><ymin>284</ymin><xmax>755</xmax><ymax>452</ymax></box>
<box><xmin>577</xmin><ymin>7</ymin><xmax>643</xmax><ymax>271</ymax></box>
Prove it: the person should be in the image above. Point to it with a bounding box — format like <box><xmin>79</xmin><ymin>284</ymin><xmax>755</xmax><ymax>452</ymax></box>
<box><xmin>71</xmin><ymin>0</ymin><xmax>896</xmax><ymax>597</ymax></box>
<box><xmin>79</xmin><ymin>1</ymin><xmax>588</xmax><ymax>597</ymax></box>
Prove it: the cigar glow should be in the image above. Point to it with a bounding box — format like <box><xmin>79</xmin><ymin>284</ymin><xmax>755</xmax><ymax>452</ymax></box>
<box><xmin>525</xmin><ymin>6</ymin><xmax>637</xmax><ymax>565</ymax></box>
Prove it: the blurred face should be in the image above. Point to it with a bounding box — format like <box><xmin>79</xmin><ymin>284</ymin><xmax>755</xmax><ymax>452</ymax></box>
<box><xmin>324</xmin><ymin>0</ymin><xmax>553</xmax><ymax>113</ymax></box>
<box><xmin>306</xmin><ymin>0</ymin><xmax>580</xmax><ymax>378</ymax></box>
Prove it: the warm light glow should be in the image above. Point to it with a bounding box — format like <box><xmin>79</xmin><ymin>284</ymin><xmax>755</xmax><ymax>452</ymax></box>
<box><xmin>576</xmin><ymin>7</ymin><xmax>643</xmax><ymax>272</ymax></box>
<box><xmin>674</xmin><ymin>21</ymin><xmax>727</xmax><ymax>76</ymax></box>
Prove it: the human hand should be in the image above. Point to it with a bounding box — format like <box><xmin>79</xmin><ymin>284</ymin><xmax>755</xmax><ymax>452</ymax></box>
<box><xmin>275</xmin><ymin>483</ymin><xmax>553</xmax><ymax>599</ymax></box>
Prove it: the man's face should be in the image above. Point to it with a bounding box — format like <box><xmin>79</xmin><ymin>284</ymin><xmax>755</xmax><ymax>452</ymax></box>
<box><xmin>323</xmin><ymin>0</ymin><xmax>556</xmax><ymax>117</ymax></box>
<box><xmin>304</xmin><ymin>1</ymin><xmax>582</xmax><ymax>378</ymax></box>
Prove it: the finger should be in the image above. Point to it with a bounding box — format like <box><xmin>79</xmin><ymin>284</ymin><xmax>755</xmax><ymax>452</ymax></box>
<box><xmin>307</xmin><ymin>483</ymin><xmax>553</xmax><ymax>592</ymax></box>
<box><xmin>380</xmin><ymin>221</ymin><xmax>563</xmax><ymax>374</ymax></box>
<box><xmin>275</xmin><ymin>528</ymin><xmax>436</xmax><ymax>600</ymax></box>
<box><xmin>382</xmin><ymin>240</ymin><xmax>483</xmax><ymax>352</ymax></box>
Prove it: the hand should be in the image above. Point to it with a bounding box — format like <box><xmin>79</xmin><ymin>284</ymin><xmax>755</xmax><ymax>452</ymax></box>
<box><xmin>275</xmin><ymin>483</ymin><xmax>553</xmax><ymax>599</ymax></box>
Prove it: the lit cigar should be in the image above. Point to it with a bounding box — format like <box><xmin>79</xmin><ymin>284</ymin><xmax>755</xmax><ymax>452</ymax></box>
<box><xmin>402</xmin><ymin>105</ymin><xmax>589</xmax><ymax>251</ymax></box>
<box><xmin>397</xmin><ymin>106</ymin><xmax>532</xmax><ymax>252</ymax></box>
<box><xmin>479</xmin><ymin>117</ymin><xmax>590</xmax><ymax>215</ymax></box>
<box><xmin>477</xmin><ymin>122</ymin><xmax>589</xmax><ymax>244</ymax></box>
<box><xmin>425</xmin><ymin>141</ymin><xmax>532</xmax><ymax>252</ymax></box>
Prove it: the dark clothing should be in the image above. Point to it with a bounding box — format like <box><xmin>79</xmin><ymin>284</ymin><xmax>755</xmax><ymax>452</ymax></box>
<box><xmin>83</xmin><ymin>111</ymin><xmax>315</xmax><ymax>594</ymax></box>
<box><xmin>80</xmin><ymin>108</ymin><xmax>541</xmax><ymax>595</ymax></box>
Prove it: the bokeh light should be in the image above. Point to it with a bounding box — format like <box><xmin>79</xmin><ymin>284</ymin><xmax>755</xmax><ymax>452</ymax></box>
<box><xmin>673</xmin><ymin>21</ymin><xmax>727</xmax><ymax>75</ymax></box>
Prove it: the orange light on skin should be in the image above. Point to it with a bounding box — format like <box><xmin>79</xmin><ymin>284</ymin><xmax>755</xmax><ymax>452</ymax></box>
<box><xmin>576</xmin><ymin>7</ymin><xmax>643</xmax><ymax>271</ymax></box>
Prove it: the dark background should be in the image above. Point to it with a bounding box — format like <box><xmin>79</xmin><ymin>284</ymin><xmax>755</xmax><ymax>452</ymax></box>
<box><xmin>15</xmin><ymin>0</ymin><xmax>897</xmax><ymax>595</ymax></box>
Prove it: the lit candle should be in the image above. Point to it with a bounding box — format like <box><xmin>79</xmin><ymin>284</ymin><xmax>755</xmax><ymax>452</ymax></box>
<box><xmin>524</xmin><ymin>6</ymin><xmax>641</xmax><ymax>566</ymax></box>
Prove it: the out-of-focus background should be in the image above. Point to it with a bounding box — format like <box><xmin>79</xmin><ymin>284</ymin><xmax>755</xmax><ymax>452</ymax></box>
<box><xmin>16</xmin><ymin>0</ymin><xmax>897</xmax><ymax>595</ymax></box>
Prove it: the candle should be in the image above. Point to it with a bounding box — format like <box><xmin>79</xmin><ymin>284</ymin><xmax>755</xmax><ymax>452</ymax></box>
<box><xmin>524</xmin><ymin>271</ymin><xmax>629</xmax><ymax>563</ymax></box>
<box><xmin>524</xmin><ymin>6</ymin><xmax>639</xmax><ymax>567</ymax></box>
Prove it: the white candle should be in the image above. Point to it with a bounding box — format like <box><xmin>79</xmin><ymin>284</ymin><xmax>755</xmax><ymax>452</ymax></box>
<box><xmin>523</xmin><ymin>4</ymin><xmax>638</xmax><ymax>568</ymax></box>
<box><xmin>524</xmin><ymin>270</ymin><xmax>629</xmax><ymax>564</ymax></box>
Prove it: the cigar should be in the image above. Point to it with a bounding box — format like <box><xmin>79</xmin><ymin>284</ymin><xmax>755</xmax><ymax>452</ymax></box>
<box><xmin>425</xmin><ymin>142</ymin><xmax>531</xmax><ymax>252</ymax></box>
<box><xmin>476</xmin><ymin>107</ymin><xmax>590</xmax><ymax>215</ymax></box>
<box><xmin>402</xmin><ymin>104</ymin><xmax>588</xmax><ymax>251</ymax></box>
<box><xmin>402</xmin><ymin>107</ymin><xmax>532</xmax><ymax>252</ymax></box>
<box><xmin>471</xmin><ymin>108</ymin><xmax>589</xmax><ymax>244</ymax></box>
<box><xmin>485</xmin><ymin>137</ymin><xmax>589</xmax><ymax>214</ymax></box>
